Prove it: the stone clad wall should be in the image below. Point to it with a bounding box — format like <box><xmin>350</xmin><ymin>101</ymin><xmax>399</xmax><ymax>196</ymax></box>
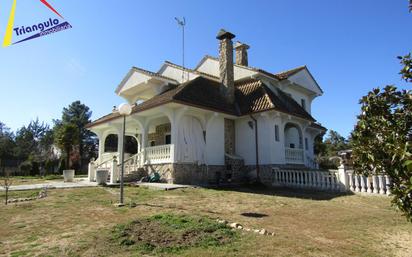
<box><xmin>144</xmin><ymin>163</ymin><xmax>174</xmax><ymax>183</ymax></box>
<box><xmin>224</xmin><ymin>119</ymin><xmax>235</xmax><ymax>154</ymax></box>
<box><xmin>148</xmin><ymin>123</ymin><xmax>171</xmax><ymax>146</ymax></box>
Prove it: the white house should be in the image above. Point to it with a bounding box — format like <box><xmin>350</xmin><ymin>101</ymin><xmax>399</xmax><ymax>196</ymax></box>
<box><xmin>86</xmin><ymin>29</ymin><xmax>326</xmax><ymax>185</ymax></box>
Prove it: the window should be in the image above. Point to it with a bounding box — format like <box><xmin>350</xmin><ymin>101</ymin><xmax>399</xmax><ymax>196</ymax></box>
<box><xmin>305</xmin><ymin>137</ymin><xmax>308</xmax><ymax>150</ymax></box>
<box><xmin>165</xmin><ymin>134</ymin><xmax>171</xmax><ymax>145</ymax></box>
<box><xmin>274</xmin><ymin>125</ymin><xmax>279</xmax><ymax>142</ymax></box>
<box><xmin>301</xmin><ymin>99</ymin><xmax>306</xmax><ymax>110</ymax></box>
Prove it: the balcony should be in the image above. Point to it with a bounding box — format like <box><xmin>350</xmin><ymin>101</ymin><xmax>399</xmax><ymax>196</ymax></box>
<box><xmin>143</xmin><ymin>144</ymin><xmax>174</xmax><ymax>164</ymax></box>
<box><xmin>285</xmin><ymin>147</ymin><xmax>304</xmax><ymax>164</ymax></box>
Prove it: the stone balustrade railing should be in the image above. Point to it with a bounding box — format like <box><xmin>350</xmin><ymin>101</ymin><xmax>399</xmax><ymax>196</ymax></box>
<box><xmin>121</xmin><ymin>151</ymin><xmax>144</xmax><ymax>175</ymax></box>
<box><xmin>144</xmin><ymin>144</ymin><xmax>173</xmax><ymax>164</ymax></box>
<box><xmin>88</xmin><ymin>144</ymin><xmax>174</xmax><ymax>183</ymax></box>
<box><xmin>272</xmin><ymin>168</ymin><xmax>344</xmax><ymax>191</ymax></box>
<box><xmin>271</xmin><ymin>165</ymin><xmax>393</xmax><ymax>196</ymax></box>
<box><xmin>285</xmin><ymin>147</ymin><xmax>304</xmax><ymax>164</ymax></box>
<box><xmin>346</xmin><ymin>171</ymin><xmax>391</xmax><ymax>195</ymax></box>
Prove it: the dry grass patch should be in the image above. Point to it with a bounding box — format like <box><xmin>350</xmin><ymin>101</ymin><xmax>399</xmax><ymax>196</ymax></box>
<box><xmin>0</xmin><ymin>185</ymin><xmax>411</xmax><ymax>257</ymax></box>
<box><xmin>109</xmin><ymin>213</ymin><xmax>236</xmax><ymax>254</ymax></box>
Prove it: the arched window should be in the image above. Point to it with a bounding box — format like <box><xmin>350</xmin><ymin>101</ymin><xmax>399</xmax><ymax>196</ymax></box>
<box><xmin>104</xmin><ymin>134</ymin><xmax>138</xmax><ymax>154</ymax></box>
<box><xmin>104</xmin><ymin>134</ymin><xmax>118</xmax><ymax>152</ymax></box>
<box><xmin>284</xmin><ymin>123</ymin><xmax>303</xmax><ymax>149</ymax></box>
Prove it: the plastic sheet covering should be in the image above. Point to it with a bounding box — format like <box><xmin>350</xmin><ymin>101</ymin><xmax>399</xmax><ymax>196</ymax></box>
<box><xmin>177</xmin><ymin>116</ymin><xmax>205</xmax><ymax>164</ymax></box>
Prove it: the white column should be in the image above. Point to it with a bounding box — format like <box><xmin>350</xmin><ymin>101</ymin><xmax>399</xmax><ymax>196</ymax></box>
<box><xmin>116</xmin><ymin>126</ymin><xmax>123</xmax><ymax>164</ymax></box>
<box><xmin>372</xmin><ymin>175</ymin><xmax>379</xmax><ymax>194</ymax></box>
<box><xmin>337</xmin><ymin>164</ymin><xmax>349</xmax><ymax>191</ymax></box>
<box><xmin>360</xmin><ymin>176</ymin><xmax>367</xmax><ymax>192</ymax></box>
<box><xmin>385</xmin><ymin>175</ymin><xmax>391</xmax><ymax>195</ymax></box>
<box><xmin>366</xmin><ymin>176</ymin><xmax>372</xmax><ymax>193</ymax></box>
<box><xmin>348</xmin><ymin>172</ymin><xmax>354</xmax><ymax>191</ymax></box>
<box><xmin>354</xmin><ymin>175</ymin><xmax>361</xmax><ymax>192</ymax></box>
<box><xmin>109</xmin><ymin>157</ymin><xmax>118</xmax><ymax>184</ymax></box>
<box><xmin>378</xmin><ymin>175</ymin><xmax>385</xmax><ymax>195</ymax></box>
<box><xmin>92</xmin><ymin>130</ymin><xmax>106</xmax><ymax>163</ymax></box>
<box><xmin>88</xmin><ymin>158</ymin><xmax>96</xmax><ymax>182</ymax></box>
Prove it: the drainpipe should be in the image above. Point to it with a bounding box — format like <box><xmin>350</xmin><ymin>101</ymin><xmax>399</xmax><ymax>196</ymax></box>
<box><xmin>250</xmin><ymin>115</ymin><xmax>260</xmax><ymax>182</ymax></box>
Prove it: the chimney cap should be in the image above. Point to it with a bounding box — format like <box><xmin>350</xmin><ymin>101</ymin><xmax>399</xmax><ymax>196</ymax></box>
<box><xmin>216</xmin><ymin>29</ymin><xmax>235</xmax><ymax>40</ymax></box>
<box><xmin>234</xmin><ymin>41</ymin><xmax>250</xmax><ymax>50</ymax></box>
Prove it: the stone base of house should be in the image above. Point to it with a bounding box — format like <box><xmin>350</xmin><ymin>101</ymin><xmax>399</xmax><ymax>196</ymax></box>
<box><xmin>128</xmin><ymin>162</ymin><xmax>249</xmax><ymax>186</ymax></box>
<box><xmin>125</xmin><ymin>163</ymin><xmax>315</xmax><ymax>186</ymax></box>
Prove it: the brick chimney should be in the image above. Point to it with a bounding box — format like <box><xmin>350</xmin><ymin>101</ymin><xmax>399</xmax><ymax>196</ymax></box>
<box><xmin>234</xmin><ymin>41</ymin><xmax>250</xmax><ymax>66</ymax></box>
<box><xmin>216</xmin><ymin>29</ymin><xmax>235</xmax><ymax>104</ymax></box>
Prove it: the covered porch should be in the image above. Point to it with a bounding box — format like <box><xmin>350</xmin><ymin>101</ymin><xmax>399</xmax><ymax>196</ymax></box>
<box><xmin>87</xmin><ymin>103</ymin><xmax>219</xmax><ymax>183</ymax></box>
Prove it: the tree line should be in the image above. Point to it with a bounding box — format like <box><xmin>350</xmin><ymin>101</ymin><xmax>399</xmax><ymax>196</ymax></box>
<box><xmin>0</xmin><ymin>101</ymin><xmax>97</xmax><ymax>176</ymax></box>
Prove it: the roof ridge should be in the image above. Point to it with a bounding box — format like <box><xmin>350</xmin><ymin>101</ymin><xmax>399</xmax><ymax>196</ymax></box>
<box><xmin>163</xmin><ymin>60</ymin><xmax>220</xmax><ymax>81</ymax></box>
<box><xmin>132</xmin><ymin>66</ymin><xmax>178</xmax><ymax>83</ymax></box>
<box><xmin>274</xmin><ymin>65</ymin><xmax>306</xmax><ymax>75</ymax></box>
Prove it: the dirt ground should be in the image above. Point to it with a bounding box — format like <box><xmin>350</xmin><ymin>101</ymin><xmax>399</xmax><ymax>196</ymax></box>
<box><xmin>0</xmin><ymin>185</ymin><xmax>411</xmax><ymax>257</ymax></box>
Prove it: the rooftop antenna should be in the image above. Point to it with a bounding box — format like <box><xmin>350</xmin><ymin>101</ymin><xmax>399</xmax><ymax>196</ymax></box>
<box><xmin>174</xmin><ymin>17</ymin><xmax>186</xmax><ymax>82</ymax></box>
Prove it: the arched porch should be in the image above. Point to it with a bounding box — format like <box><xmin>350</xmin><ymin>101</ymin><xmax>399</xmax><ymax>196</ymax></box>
<box><xmin>284</xmin><ymin>122</ymin><xmax>304</xmax><ymax>164</ymax></box>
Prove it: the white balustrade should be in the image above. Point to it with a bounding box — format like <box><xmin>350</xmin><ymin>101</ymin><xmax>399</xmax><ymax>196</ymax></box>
<box><xmin>385</xmin><ymin>175</ymin><xmax>391</xmax><ymax>195</ymax></box>
<box><xmin>285</xmin><ymin>148</ymin><xmax>304</xmax><ymax>164</ymax></box>
<box><xmin>271</xmin><ymin>169</ymin><xmax>341</xmax><ymax>192</ymax></box>
<box><xmin>144</xmin><ymin>144</ymin><xmax>173</xmax><ymax>164</ymax></box>
<box><xmin>271</xmin><ymin>168</ymin><xmax>392</xmax><ymax>196</ymax></box>
<box><xmin>345</xmin><ymin>171</ymin><xmax>391</xmax><ymax>196</ymax></box>
<box><xmin>378</xmin><ymin>175</ymin><xmax>385</xmax><ymax>195</ymax></box>
<box><xmin>366</xmin><ymin>177</ymin><xmax>373</xmax><ymax>193</ymax></box>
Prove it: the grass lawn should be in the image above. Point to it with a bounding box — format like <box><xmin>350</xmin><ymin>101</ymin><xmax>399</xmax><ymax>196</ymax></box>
<box><xmin>0</xmin><ymin>185</ymin><xmax>411</xmax><ymax>257</ymax></box>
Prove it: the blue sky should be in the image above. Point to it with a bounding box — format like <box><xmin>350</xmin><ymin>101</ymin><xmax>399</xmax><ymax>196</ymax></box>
<box><xmin>0</xmin><ymin>0</ymin><xmax>410</xmax><ymax>138</ymax></box>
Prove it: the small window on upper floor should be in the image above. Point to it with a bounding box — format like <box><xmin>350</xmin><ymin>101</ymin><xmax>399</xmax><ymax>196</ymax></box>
<box><xmin>165</xmin><ymin>134</ymin><xmax>171</xmax><ymax>145</ymax></box>
<box><xmin>274</xmin><ymin>125</ymin><xmax>279</xmax><ymax>142</ymax></box>
<box><xmin>301</xmin><ymin>99</ymin><xmax>306</xmax><ymax>110</ymax></box>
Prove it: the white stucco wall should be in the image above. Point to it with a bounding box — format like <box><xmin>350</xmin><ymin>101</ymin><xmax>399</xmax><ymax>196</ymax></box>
<box><xmin>205</xmin><ymin>116</ymin><xmax>225</xmax><ymax>165</ymax></box>
<box><xmin>304</xmin><ymin>130</ymin><xmax>317</xmax><ymax>164</ymax></box>
<box><xmin>273</xmin><ymin>116</ymin><xmax>285</xmax><ymax>164</ymax></box>
<box><xmin>235</xmin><ymin>115</ymin><xmax>286</xmax><ymax>166</ymax></box>
<box><xmin>158</xmin><ymin>65</ymin><xmax>199</xmax><ymax>83</ymax></box>
<box><xmin>196</xmin><ymin>57</ymin><xmax>257</xmax><ymax>80</ymax></box>
<box><xmin>288</xmin><ymin>69</ymin><xmax>322</xmax><ymax>96</ymax></box>
<box><xmin>235</xmin><ymin>117</ymin><xmax>255</xmax><ymax>165</ymax></box>
<box><xmin>282</xmin><ymin>87</ymin><xmax>312</xmax><ymax>114</ymax></box>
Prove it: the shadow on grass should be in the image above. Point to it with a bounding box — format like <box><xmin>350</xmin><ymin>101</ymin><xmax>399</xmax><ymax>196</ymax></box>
<box><xmin>206</xmin><ymin>183</ymin><xmax>354</xmax><ymax>201</ymax></box>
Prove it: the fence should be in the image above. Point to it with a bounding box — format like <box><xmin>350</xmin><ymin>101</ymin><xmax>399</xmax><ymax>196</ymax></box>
<box><xmin>272</xmin><ymin>168</ymin><xmax>344</xmax><ymax>192</ymax></box>
<box><xmin>271</xmin><ymin>165</ymin><xmax>392</xmax><ymax>196</ymax></box>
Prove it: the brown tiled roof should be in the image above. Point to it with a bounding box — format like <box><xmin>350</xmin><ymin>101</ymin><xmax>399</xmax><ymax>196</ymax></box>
<box><xmin>274</xmin><ymin>66</ymin><xmax>306</xmax><ymax>80</ymax></box>
<box><xmin>173</xmin><ymin>77</ymin><xmax>236</xmax><ymax>114</ymax></box>
<box><xmin>235</xmin><ymin>78</ymin><xmax>315</xmax><ymax>120</ymax></box>
<box><xmin>87</xmin><ymin>76</ymin><xmax>316</xmax><ymax>128</ymax></box>
<box><xmin>310</xmin><ymin>122</ymin><xmax>327</xmax><ymax>131</ymax></box>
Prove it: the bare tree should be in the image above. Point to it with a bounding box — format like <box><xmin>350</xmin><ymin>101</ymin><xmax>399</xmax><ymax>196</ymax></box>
<box><xmin>1</xmin><ymin>169</ymin><xmax>12</xmax><ymax>205</ymax></box>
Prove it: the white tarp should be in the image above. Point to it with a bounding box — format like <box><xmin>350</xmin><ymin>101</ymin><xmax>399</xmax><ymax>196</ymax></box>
<box><xmin>177</xmin><ymin>116</ymin><xmax>206</xmax><ymax>164</ymax></box>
